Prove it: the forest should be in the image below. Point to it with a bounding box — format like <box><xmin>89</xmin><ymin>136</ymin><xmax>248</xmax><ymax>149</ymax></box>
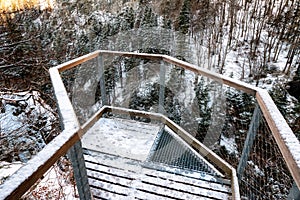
<box><xmin>0</xmin><ymin>0</ymin><xmax>299</xmax><ymax>198</ymax></box>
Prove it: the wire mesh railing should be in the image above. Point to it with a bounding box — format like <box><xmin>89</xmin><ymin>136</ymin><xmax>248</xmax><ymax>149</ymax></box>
<box><xmin>21</xmin><ymin>156</ymin><xmax>78</xmax><ymax>200</ymax></box>
<box><xmin>59</xmin><ymin>50</ymin><xmax>299</xmax><ymax>199</ymax></box>
<box><xmin>60</xmin><ymin>50</ymin><xmax>293</xmax><ymax>199</ymax></box>
<box><xmin>238</xmin><ymin>113</ymin><xmax>294</xmax><ymax>199</ymax></box>
<box><xmin>1</xmin><ymin>50</ymin><xmax>299</xmax><ymax>200</ymax></box>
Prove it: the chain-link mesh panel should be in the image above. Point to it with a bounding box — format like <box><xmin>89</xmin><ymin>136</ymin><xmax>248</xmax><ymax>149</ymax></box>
<box><xmin>104</xmin><ymin>56</ymin><xmax>162</xmax><ymax>113</ymax></box>
<box><xmin>59</xmin><ymin>53</ymin><xmax>298</xmax><ymax>199</ymax></box>
<box><xmin>238</xmin><ymin>113</ymin><xmax>294</xmax><ymax>199</ymax></box>
<box><xmin>147</xmin><ymin>127</ymin><xmax>219</xmax><ymax>175</ymax></box>
<box><xmin>21</xmin><ymin>156</ymin><xmax>79</xmax><ymax>200</ymax></box>
<box><xmin>61</xmin><ymin>57</ymin><xmax>102</xmax><ymax>125</ymax></box>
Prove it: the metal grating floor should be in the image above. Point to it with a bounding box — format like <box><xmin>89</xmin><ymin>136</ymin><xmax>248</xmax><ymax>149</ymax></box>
<box><xmin>147</xmin><ymin>127</ymin><xmax>220</xmax><ymax>176</ymax></box>
<box><xmin>83</xmin><ymin>149</ymin><xmax>232</xmax><ymax>200</ymax></box>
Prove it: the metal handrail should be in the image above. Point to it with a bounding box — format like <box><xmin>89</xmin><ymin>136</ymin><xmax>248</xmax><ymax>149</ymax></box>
<box><xmin>1</xmin><ymin>50</ymin><xmax>299</xmax><ymax>200</ymax></box>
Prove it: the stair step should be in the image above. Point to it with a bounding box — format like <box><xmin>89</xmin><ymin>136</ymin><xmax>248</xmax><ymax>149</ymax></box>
<box><xmin>81</xmin><ymin>116</ymin><xmax>232</xmax><ymax>199</ymax></box>
<box><xmin>84</xmin><ymin>150</ymin><xmax>232</xmax><ymax>200</ymax></box>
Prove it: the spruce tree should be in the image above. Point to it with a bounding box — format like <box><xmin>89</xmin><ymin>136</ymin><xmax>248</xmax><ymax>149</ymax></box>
<box><xmin>177</xmin><ymin>0</ymin><xmax>191</xmax><ymax>34</ymax></box>
<box><xmin>195</xmin><ymin>77</ymin><xmax>212</xmax><ymax>142</ymax></box>
<box><xmin>269</xmin><ymin>84</ymin><xmax>289</xmax><ymax>116</ymax></box>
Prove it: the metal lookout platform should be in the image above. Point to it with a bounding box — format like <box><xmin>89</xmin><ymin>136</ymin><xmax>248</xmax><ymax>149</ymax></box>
<box><xmin>0</xmin><ymin>50</ymin><xmax>299</xmax><ymax>200</ymax></box>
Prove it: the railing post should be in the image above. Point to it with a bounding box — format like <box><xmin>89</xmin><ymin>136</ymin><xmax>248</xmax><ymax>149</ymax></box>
<box><xmin>68</xmin><ymin>140</ymin><xmax>92</xmax><ymax>200</ymax></box>
<box><xmin>98</xmin><ymin>55</ymin><xmax>108</xmax><ymax>105</ymax></box>
<box><xmin>288</xmin><ymin>182</ymin><xmax>300</xmax><ymax>200</ymax></box>
<box><xmin>159</xmin><ymin>61</ymin><xmax>166</xmax><ymax>114</ymax></box>
<box><xmin>237</xmin><ymin>104</ymin><xmax>261</xmax><ymax>179</ymax></box>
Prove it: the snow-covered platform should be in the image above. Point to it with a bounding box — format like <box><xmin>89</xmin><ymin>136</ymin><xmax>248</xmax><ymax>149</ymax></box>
<box><xmin>3</xmin><ymin>50</ymin><xmax>300</xmax><ymax>200</ymax></box>
<box><xmin>81</xmin><ymin>117</ymin><xmax>162</xmax><ymax>161</ymax></box>
<box><xmin>81</xmin><ymin>117</ymin><xmax>232</xmax><ymax>199</ymax></box>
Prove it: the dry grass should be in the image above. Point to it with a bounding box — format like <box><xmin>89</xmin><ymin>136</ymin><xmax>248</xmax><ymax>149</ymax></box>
<box><xmin>0</xmin><ymin>0</ymin><xmax>54</xmax><ymax>13</ymax></box>
<box><xmin>0</xmin><ymin>0</ymin><xmax>54</xmax><ymax>23</ymax></box>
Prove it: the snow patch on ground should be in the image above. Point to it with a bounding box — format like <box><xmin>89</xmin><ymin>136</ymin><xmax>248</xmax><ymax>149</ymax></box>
<box><xmin>0</xmin><ymin>91</ymin><xmax>57</xmax><ymax>183</ymax></box>
<box><xmin>0</xmin><ymin>162</ymin><xmax>23</xmax><ymax>185</ymax></box>
<box><xmin>23</xmin><ymin>162</ymin><xmax>79</xmax><ymax>199</ymax></box>
<box><xmin>220</xmin><ymin>135</ymin><xmax>238</xmax><ymax>156</ymax></box>
<box><xmin>0</xmin><ymin>91</ymin><xmax>56</xmax><ymax>135</ymax></box>
<box><xmin>247</xmin><ymin>160</ymin><xmax>265</xmax><ymax>177</ymax></box>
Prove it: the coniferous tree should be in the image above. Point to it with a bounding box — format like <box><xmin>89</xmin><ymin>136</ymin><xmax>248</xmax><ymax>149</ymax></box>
<box><xmin>177</xmin><ymin>0</ymin><xmax>191</xmax><ymax>34</ymax></box>
<box><xmin>124</xmin><ymin>7</ymin><xmax>135</xmax><ymax>30</ymax></box>
<box><xmin>269</xmin><ymin>84</ymin><xmax>289</xmax><ymax>116</ymax></box>
<box><xmin>195</xmin><ymin>77</ymin><xmax>212</xmax><ymax>142</ymax></box>
<box><xmin>141</xmin><ymin>7</ymin><xmax>157</xmax><ymax>27</ymax></box>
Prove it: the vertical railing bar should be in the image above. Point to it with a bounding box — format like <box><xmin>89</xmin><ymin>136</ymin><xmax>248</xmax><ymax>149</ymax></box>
<box><xmin>237</xmin><ymin>104</ymin><xmax>261</xmax><ymax>179</ymax></box>
<box><xmin>231</xmin><ymin>168</ymin><xmax>241</xmax><ymax>200</ymax></box>
<box><xmin>98</xmin><ymin>54</ymin><xmax>108</xmax><ymax>106</ymax></box>
<box><xmin>50</xmin><ymin>67</ymin><xmax>93</xmax><ymax>199</ymax></box>
<box><xmin>159</xmin><ymin>61</ymin><xmax>166</xmax><ymax>114</ymax></box>
<box><xmin>68</xmin><ymin>140</ymin><xmax>92</xmax><ymax>200</ymax></box>
<box><xmin>288</xmin><ymin>181</ymin><xmax>300</xmax><ymax>199</ymax></box>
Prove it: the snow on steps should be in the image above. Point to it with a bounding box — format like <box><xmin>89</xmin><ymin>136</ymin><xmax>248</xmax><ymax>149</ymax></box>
<box><xmin>81</xmin><ymin>117</ymin><xmax>232</xmax><ymax>199</ymax></box>
<box><xmin>83</xmin><ymin>151</ymin><xmax>232</xmax><ymax>200</ymax></box>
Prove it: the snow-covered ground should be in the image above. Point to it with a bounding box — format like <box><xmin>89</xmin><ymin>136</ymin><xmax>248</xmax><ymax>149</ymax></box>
<box><xmin>0</xmin><ymin>91</ymin><xmax>77</xmax><ymax>199</ymax></box>
<box><xmin>22</xmin><ymin>158</ymin><xmax>78</xmax><ymax>200</ymax></box>
<box><xmin>0</xmin><ymin>161</ymin><xmax>23</xmax><ymax>185</ymax></box>
<box><xmin>0</xmin><ymin>91</ymin><xmax>57</xmax><ymax>184</ymax></box>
